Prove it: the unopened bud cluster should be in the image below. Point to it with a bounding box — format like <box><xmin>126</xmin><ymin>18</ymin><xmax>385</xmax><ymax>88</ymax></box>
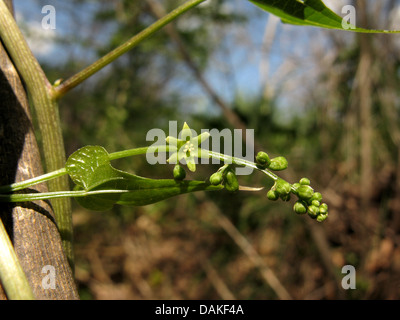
<box><xmin>257</xmin><ymin>151</ymin><xmax>328</xmax><ymax>222</ymax></box>
<box><xmin>256</xmin><ymin>151</ymin><xmax>288</xmax><ymax>171</ymax></box>
<box><xmin>209</xmin><ymin>165</ymin><xmax>239</xmax><ymax>192</ymax></box>
<box><xmin>292</xmin><ymin>178</ymin><xmax>328</xmax><ymax>222</ymax></box>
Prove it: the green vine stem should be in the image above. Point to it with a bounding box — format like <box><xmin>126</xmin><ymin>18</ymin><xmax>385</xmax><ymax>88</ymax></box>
<box><xmin>52</xmin><ymin>0</ymin><xmax>207</xmax><ymax>99</ymax></box>
<box><xmin>0</xmin><ymin>169</ymin><xmax>67</xmax><ymax>194</ymax></box>
<box><xmin>1</xmin><ymin>190</ymin><xmax>131</xmax><ymax>203</ymax></box>
<box><xmin>0</xmin><ymin>146</ymin><xmax>278</xmax><ymax>201</ymax></box>
<box><xmin>0</xmin><ymin>1</ymin><xmax>73</xmax><ymax>267</ymax></box>
<box><xmin>0</xmin><ymin>219</ymin><xmax>35</xmax><ymax>300</ymax></box>
<box><xmin>0</xmin><ymin>146</ymin><xmax>170</xmax><ymax>194</ymax></box>
<box><xmin>0</xmin><ymin>139</ymin><xmax>328</xmax><ymax>222</ymax></box>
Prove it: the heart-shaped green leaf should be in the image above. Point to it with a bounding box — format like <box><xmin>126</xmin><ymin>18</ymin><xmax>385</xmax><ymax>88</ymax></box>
<box><xmin>66</xmin><ymin>146</ymin><xmax>223</xmax><ymax>211</ymax></box>
<box><xmin>66</xmin><ymin>145</ymin><xmax>120</xmax><ymax>190</ymax></box>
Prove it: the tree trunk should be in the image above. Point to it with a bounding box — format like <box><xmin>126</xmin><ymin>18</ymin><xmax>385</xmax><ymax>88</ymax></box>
<box><xmin>0</xmin><ymin>0</ymin><xmax>78</xmax><ymax>299</ymax></box>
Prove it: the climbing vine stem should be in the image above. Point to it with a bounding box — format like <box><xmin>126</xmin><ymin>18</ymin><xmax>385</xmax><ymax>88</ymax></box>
<box><xmin>0</xmin><ymin>140</ymin><xmax>328</xmax><ymax>224</ymax></box>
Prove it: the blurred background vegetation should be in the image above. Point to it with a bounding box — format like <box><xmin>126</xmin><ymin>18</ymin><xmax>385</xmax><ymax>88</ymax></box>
<box><xmin>14</xmin><ymin>0</ymin><xmax>400</xmax><ymax>299</ymax></box>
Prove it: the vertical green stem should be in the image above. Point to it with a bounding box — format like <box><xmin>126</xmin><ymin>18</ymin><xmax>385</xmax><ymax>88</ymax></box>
<box><xmin>0</xmin><ymin>1</ymin><xmax>73</xmax><ymax>267</ymax></box>
<box><xmin>0</xmin><ymin>219</ymin><xmax>35</xmax><ymax>299</ymax></box>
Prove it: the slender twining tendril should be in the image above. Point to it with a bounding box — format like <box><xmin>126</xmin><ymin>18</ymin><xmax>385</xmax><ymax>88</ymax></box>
<box><xmin>0</xmin><ymin>123</ymin><xmax>328</xmax><ymax>221</ymax></box>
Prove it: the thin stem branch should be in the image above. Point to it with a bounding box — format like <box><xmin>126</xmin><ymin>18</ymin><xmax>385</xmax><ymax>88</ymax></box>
<box><xmin>0</xmin><ymin>146</ymin><xmax>172</xmax><ymax>193</ymax></box>
<box><xmin>52</xmin><ymin>0</ymin><xmax>207</xmax><ymax>99</ymax></box>
<box><xmin>206</xmin><ymin>150</ymin><xmax>279</xmax><ymax>181</ymax></box>
<box><xmin>0</xmin><ymin>190</ymin><xmax>130</xmax><ymax>203</ymax></box>
<box><xmin>108</xmin><ymin>145</ymin><xmax>171</xmax><ymax>161</ymax></box>
<box><xmin>0</xmin><ymin>144</ymin><xmax>283</xmax><ymax>203</ymax></box>
<box><xmin>0</xmin><ymin>169</ymin><xmax>67</xmax><ymax>193</ymax></box>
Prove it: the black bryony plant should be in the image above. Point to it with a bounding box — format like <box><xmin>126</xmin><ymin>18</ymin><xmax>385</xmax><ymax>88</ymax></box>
<box><xmin>1</xmin><ymin>0</ymin><xmax>399</xmax><ymax>300</ymax></box>
<box><xmin>0</xmin><ymin>122</ymin><xmax>329</xmax><ymax>222</ymax></box>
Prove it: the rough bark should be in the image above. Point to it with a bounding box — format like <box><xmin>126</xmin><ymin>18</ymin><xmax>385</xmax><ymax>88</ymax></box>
<box><xmin>0</xmin><ymin>1</ymin><xmax>78</xmax><ymax>299</ymax></box>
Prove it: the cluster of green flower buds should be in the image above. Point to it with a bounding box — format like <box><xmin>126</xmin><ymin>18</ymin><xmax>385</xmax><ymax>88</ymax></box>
<box><xmin>267</xmin><ymin>179</ymin><xmax>291</xmax><ymax>202</ymax></box>
<box><xmin>291</xmin><ymin>178</ymin><xmax>328</xmax><ymax>222</ymax></box>
<box><xmin>256</xmin><ymin>151</ymin><xmax>328</xmax><ymax>222</ymax></box>
<box><xmin>209</xmin><ymin>165</ymin><xmax>239</xmax><ymax>192</ymax></box>
<box><xmin>255</xmin><ymin>151</ymin><xmax>288</xmax><ymax>171</ymax></box>
<box><xmin>266</xmin><ymin>177</ymin><xmax>328</xmax><ymax>222</ymax></box>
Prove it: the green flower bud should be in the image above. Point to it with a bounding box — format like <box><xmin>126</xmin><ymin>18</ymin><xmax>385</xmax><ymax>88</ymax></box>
<box><xmin>308</xmin><ymin>205</ymin><xmax>319</xmax><ymax>219</ymax></box>
<box><xmin>209</xmin><ymin>171</ymin><xmax>223</xmax><ymax>186</ymax></box>
<box><xmin>256</xmin><ymin>151</ymin><xmax>271</xmax><ymax>166</ymax></box>
<box><xmin>317</xmin><ymin>213</ymin><xmax>328</xmax><ymax>222</ymax></box>
<box><xmin>173</xmin><ymin>164</ymin><xmax>186</xmax><ymax>180</ymax></box>
<box><xmin>312</xmin><ymin>200</ymin><xmax>320</xmax><ymax>207</ymax></box>
<box><xmin>299</xmin><ymin>177</ymin><xmax>311</xmax><ymax>185</ymax></box>
<box><xmin>294</xmin><ymin>201</ymin><xmax>307</xmax><ymax>214</ymax></box>
<box><xmin>319</xmin><ymin>203</ymin><xmax>328</xmax><ymax>215</ymax></box>
<box><xmin>292</xmin><ymin>183</ymin><xmax>301</xmax><ymax>191</ymax></box>
<box><xmin>268</xmin><ymin>157</ymin><xmax>288</xmax><ymax>171</ymax></box>
<box><xmin>267</xmin><ymin>189</ymin><xmax>279</xmax><ymax>201</ymax></box>
<box><xmin>297</xmin><ymin>185</ymin><xmax>314</xmax><ymax>200</ymax></box>
<box><xmin>310</xmin><ymin>192</ymin><xmax>322</xmax><ymax>202</ymax></box>
<box><xmin>224</xmin><ymin>170</ymin><xmax>239</xmax><ymax>192</ymax></box>
<box><xmin>275</xmin><ymin>179</ymin><xmax>291</xmax><ymax>196</ymax></box>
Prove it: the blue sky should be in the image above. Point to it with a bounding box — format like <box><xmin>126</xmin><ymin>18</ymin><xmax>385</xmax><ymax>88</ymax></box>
<box><xmin>13</xmin><ymin>0</ymin><xmax>101</xmax><ymax>64</ymax></box>
<box><xmin>13</xmin><ymin>0</ymin><xmax>387</xmax><ymax>121</ymax></box>
<box><xmin>12</xmin><ymin>1</ymin><xmax>276</xmax><ymax>112</ymax></box>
